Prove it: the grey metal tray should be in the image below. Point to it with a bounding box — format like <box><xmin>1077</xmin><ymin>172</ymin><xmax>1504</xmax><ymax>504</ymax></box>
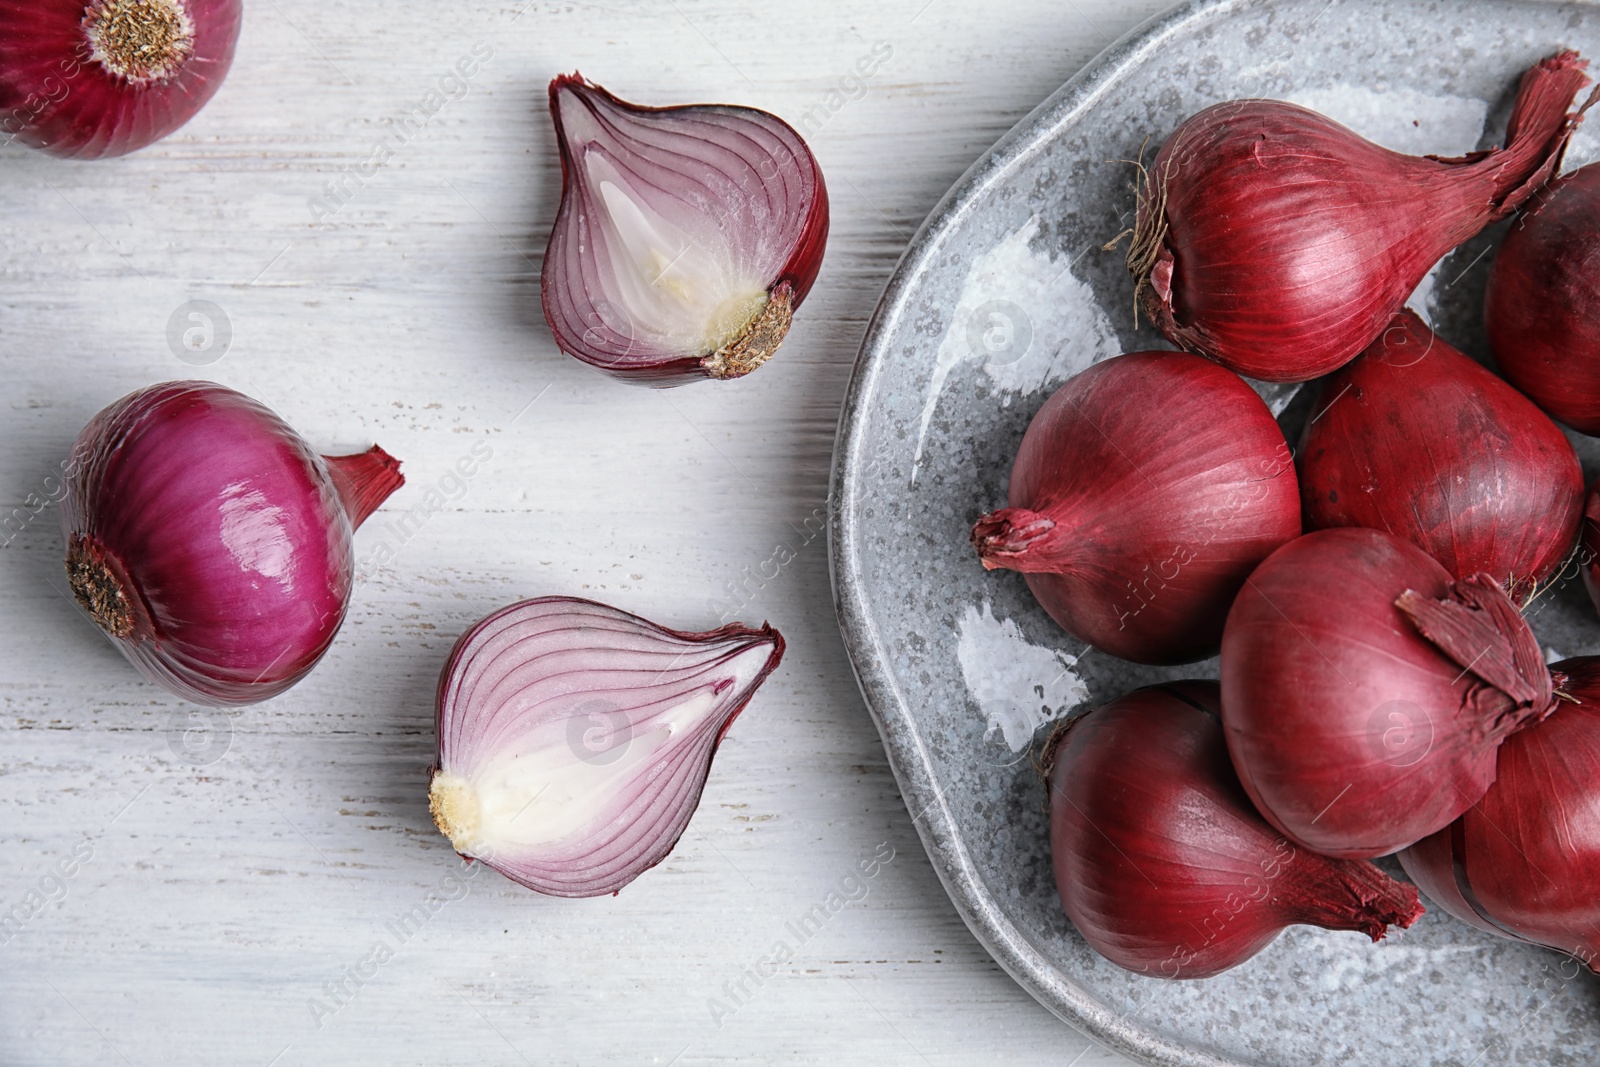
<box><xmin>829</xmin><ymin>1</ymin><xmax>1600</xmax><ymax>1064</ymax></box>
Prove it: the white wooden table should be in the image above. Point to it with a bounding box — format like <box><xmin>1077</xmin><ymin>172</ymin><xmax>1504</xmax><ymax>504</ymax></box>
<box><xmin>0</xmin><ymin>2</ymin><xmax>1176</xmax><ymax>1063</ymax></box>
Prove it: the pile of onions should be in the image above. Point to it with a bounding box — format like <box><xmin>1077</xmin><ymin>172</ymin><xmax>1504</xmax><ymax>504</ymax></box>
<box><xmin>1220</xmin><ymin>528</ymin><xmax>1559</xmax><ymax>858</ymax></box>
<box><xmin>1047</xmin><ymin>683</ymin><xmax>1422</xmax><ymax>979</ymax></box>
<box><xmin>1400</xmin><ymin>656</ymin><xmax>1600</xmax><ymax>974</ymax></box>
<box><xmin>1125</xmin><ymin>51</ymin><xmax>1590</xmax><ymax>381</ymax></box>
<box><xmin>542</xmin><ymin>75</ymin><xmax>829</xmax><ymax>385</ymax></box>
<box><xmin>61</xmin><ymin>381</ymin><xmax>403</xmax><ymax>706</ymax></box>
<box><xmin>429</xmin><ymin>597</ymin><xmax>784</xmax><ymax>897</ymax></box>
<box><xmin>1486</xmin><ymin>162</ymin><xmax>1600</xmax><ymax>434</ymax></box>
<box><xmin>970</xmin><ymin>350</ymin><xmax>1299</xmax><ymax>665</ymax></box>
<box><xmin>1298</xmin><ymin>310</ymin><xmax>1583</xmax><ymax>595</ymax></box>
<box><xmin>0</xmin><ymin>0</ymin><xmax>242</xmax><ymax>159</ymax></box>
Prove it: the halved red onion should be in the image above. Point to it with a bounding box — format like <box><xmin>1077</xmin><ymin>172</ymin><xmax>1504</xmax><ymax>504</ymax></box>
<box><xmin>541</xmin><ymin>74</ymin><xmax>829</xmax><ymax>385</ymax></box>
<box><xmin>62</xmin><ymin>382</ymin><xmax>404</xmax><ymax>706</ymax></box>
<box><xmin>1299</xmin><ymin>310</ymin><xmax>1583</xmax><ymax>595</ymax></box>
<box><xmin>0</xmin><ymin>0</ymin><xmax>242</xmax><ymax>159</ymax></box>
<box><xmin>1399</xmin><ymin>656</ymin><xmax>1600</xmax><ymax>974</ymax></box>
<box><xmin>428</xmin><ymin>597</ymin><xmax>784</xmax><ymax>897</ymax></box>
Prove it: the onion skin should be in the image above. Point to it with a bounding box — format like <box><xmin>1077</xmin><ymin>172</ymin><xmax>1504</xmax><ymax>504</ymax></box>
<box><xmin>1130</xmin><ymin>52</ymin><xmax>1590</xmax><ymax>382</ymax></box>
<box><xmin>61</xmin><ymin>382</ymin><xmax>403</xmax><ymax>706</ymax></box>
<box><xmin>0</xmin><ymin>0</ymin><xmax>242</xmax><ymax>159</ymax></box>
<box><xmin>542</xmin><ymin>74</ymin><xmax>829</xmax><ymax>386</ymax></box>
<box><xmin>1047</xmin><ymin>683</ymin><xmax>1423</xmax><ymax>980</ymax></box>
<box><xmin>1299</xmin><ymin>310</ymin><xmax>1583</xmax><ymax>594</ymax></box>
<box><xmin>1398</xmin><ymin>657</ymin><xmax>1600</xmax><ymax>975</ymax></box>
<box><xmin>1486</xmin><ymin>163</ymin><xmax>1600</xmax><ymax>434</ymax></box>
<box><xmin>430</xmin><ymin>597</ymin><xmax>784</xmax><ymax>898</ymax></box>
<box><xmin>1221</xmin><ymin>528</ymin><xmax>1558</xmax><ymax>859</ymax></box>
<box><xmin>971</xmin><ymin>351</ymin><xmax>1299</xmax><ymax>665</ymax></box>
<box><xmin>1584</xmin><ymin>484</ymin><xmax>1600</xmax><ymax>619</ymax></box>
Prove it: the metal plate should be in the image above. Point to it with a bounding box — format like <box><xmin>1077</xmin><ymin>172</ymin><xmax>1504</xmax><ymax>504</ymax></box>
<box><xmin>829</xmin><ymin>1</ymin><xmax>1600</xmax><ymax>1064</ymax></box>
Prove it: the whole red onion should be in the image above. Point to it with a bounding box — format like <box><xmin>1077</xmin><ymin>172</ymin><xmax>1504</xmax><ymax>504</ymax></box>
<box><xmin>1299</xmin><ymin>310</ymin><xmax>1583</xmax><ymax>594</ymax></box>
<box><xmin>1047</xmin><ymin>682</ymin><xmax>1422</xmax><ymax>979</ymax></box>
<box><xmin>542</xmin><ymin>75</ymin><xmax>828</xmax><ymax>385</ymax></box>
<box><xmin>429</xmin><ymin>597</ymin><xmax>784</xmax><ymax>897</ymax></box>
<box><xmin>1221</xmin><ymin>528</ymin><xmax>1559</xmax><ymax>858</ymax></box>
<box><xmin>0</xmin><ymin>0</ymin><xmax>242</xmax><ymax>159</ymax></box>
<box><xmin>1128</xmin><ymin>52</ymin><xmax>1590</xmax><ymax>382</ymax></box>
<box><xmin>1486</xmin><ymin>162</ymin><xmax>1600</xmax><ymax>434</ymax></box>
<box><xmin>1399</xmin><ymin>656</ymin><xmax>1600</xmax><ymax>975</ymax></box>
<box><xmin>62</xmin><ymin>382</ymin><xmax>404</xmax><ymax>706</ymax></box>
<box><xmin>970</xmin><ymin>351</ymin><xmax>1299</xmax><ymax>665</ymax></box>
<box><xmin>1584</xmin><ymin>483</ymin><xmax>1600</xmax><ymax>619</ymax></box>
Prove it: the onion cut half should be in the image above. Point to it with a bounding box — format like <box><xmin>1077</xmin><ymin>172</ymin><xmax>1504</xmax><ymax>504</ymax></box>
<box><xmin>429</xmin><ymin>596</ymin><xmax>784</xmax><ymax>897</ymax></box>
<box><xmin>541</xmin><ymin>75</ymin><xmax>829</xmax><ymax>386</ymax></box>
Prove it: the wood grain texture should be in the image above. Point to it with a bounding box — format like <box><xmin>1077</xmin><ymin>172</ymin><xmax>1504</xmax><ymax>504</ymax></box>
<box><xmin>0</xmin><ymin>1</ymin><xmax>1173</xmax><ymax>1063</ymax></box>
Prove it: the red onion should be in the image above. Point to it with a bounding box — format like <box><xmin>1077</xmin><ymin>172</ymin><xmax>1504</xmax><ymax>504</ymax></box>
<box><xmin>1126</xmin><ymin>52</ymin><xmax>1591</xmax><ymax>382</ymax></box>
<box><xmin>1584</xmin><ymin>483</ymin><xmax>1600</xmax><ymax>618</ymax></box>
<box><xmin>1047</xmin><ymin>682</ymin><xmax>1422</xmax><ymax>979</ymax></box>
<box><xmin>970</xmin><ymin>351</ymin><xmax>1299</xmax><ymax>665</ymax></box>
<box><xmin>1486</xmin><ymin>162</ymin><xmax>1600</xmax><ymax>434</ymax></box>
<box><xmin>0</xmin><ymin>0</ymin><xmax>242</xmax><ymax>159</ymax></box>
<box><xmin>1221</xmin><ymin>528</ymin><xmax>1560</xmax><ymax>859</ymax></box>
<box><xmin>1299</xmin><ymin>310</ymin><xmax>1583</xmax><ymax>595</ymax></box>
<box><xmin>428</xmin><ymin>597</ymin><xmax>784</xmax><ymax>897</ymax></box>
<box><xmin>61</xmin><ymin>381</ymin><xmax>404</xmax><ymax>707</ymax></box>
<box><xmin>542</xmin><ymin>74</ymin><xmax>829</xmax><ymax>385</ymax></box>
<box><xmin>1399</xmin><ymin>656</ymin><xmax>1600</xmax><ymax>975</ymax></box>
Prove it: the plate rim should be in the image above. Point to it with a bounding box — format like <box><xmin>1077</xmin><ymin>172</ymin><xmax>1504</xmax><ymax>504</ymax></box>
<box><xmin>824</xmin><ymin>0</ymin><xmax>1561</xmax><ymax>1063</ymax></box>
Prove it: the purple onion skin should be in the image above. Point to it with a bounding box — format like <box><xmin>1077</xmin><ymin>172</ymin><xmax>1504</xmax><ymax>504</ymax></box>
<box><xmin>1398</xmin><ymin>657</ymin><xmax>1600</xmax><ymax>975</ymax></box>
<box><xmin>0</xmin><ymin>0</ymin><xmax>242</xmax><ymax>159</ymax></box>
<box><xmin>1221</xmin><ymin>528</ymin><xmax>1554</xmax><ymax>859</ymax></box>
<box><xmin>1486</xmin><ymin>163</ymin><xmax>1600</xmax><ymax>436</ymax></box>
<box><xmin>1299</xmin><ymin>310</ymin><xmax>1583</xmax><ymax>595</ymax></box>
<box><xmin>1132</xmin><ymin>52</ymin><xmax>1587</xmax><ymax>382</ymax></box>
<box><xmin>431</xmin><ymin>597</ymin><xmax>785</xmax><ymax>898</ymax></box>
<box><xmin>62</xmin><ymin>382</ymin><xmax>403</xmax><ymax>706</ymax></box>
<box><xmin>1048</xmin><ymin>683</ymin><xmax>1422</xmax><ymax>979</ymax></box>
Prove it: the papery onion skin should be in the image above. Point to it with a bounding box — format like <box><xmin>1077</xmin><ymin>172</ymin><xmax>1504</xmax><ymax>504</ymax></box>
<box><xmin>542</xmin><ymin>74</ymin><xmax>829</xmax><ymax>386</ymax></box>
<box><xmin>61</xmin><ymin>382</ymin><xmax>404</xmax><ymax>707</ymax></box>
<box><xmin>429</xmin><ymin>597</ymin><xmax>784</xmax><ymax>898</ymax></box>
<box><xmin>971</xmin><ymin>351</ymin><xmax>1299</xmax><ymax>665</ymax></box>
<box><xmin>1047</xmin><ymin>683</ymin><xmax>1423</xmax><ymax>980</ymax></box>
<box><xmin>1221</xmin><ymin>528</ymin><xmax>1557</xmax><ymax>859</ymax></box>
<box><xmin>1299</xmin><ymin>310</ymin><xmax>1583</xmax><ymax>594</ymax></box>
<box><xmin>1129</xmin><ymin>52</ymin><xmax>1590</xmax><ymax>382</ymax></box>
<box><xmin>0</xmin><ymin>0</ymin><xmax>242</xmax><ymax>159</ymax></box>
<box><xmin>1584</xmin><ymin>483</ymin><xmax>1600</xmax><ymax>619</ymax></box>
<box><xmin>1486</xmin><ymin>162</ymin><xmax>1600</xmax><ymax>434</ymax></box>
<box><xmin>1398</xmin><ymin>656</ymin><xmax>1600</xmax><ymax>975</ymax></box>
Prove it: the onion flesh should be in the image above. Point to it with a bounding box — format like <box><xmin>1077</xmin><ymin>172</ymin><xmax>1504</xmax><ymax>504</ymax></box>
<box><xmin>1047</xmin><ymin>682</ymin><xmax>1422</xmax><ymax>979</ymax></box>
<box><xmin>429</xmin><ymin>596</ymin><xmax>784</xmax><ymax>898</ymax></box>
<box><xmin>542</xmin><ymin>75</ymin><xmax>829</xmax><ymax>385</ymax></box>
